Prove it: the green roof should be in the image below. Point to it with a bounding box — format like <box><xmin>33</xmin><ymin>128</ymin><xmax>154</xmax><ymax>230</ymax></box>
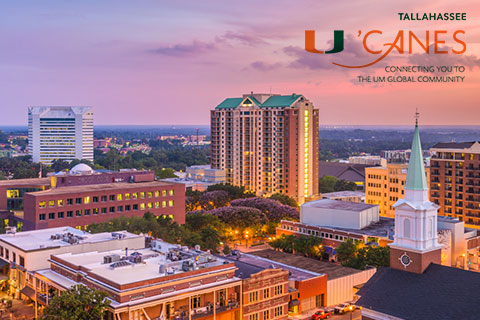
<box><xmin>215</xmin><ymin>94</ymin><xmax>303</xmax><ymax>109</ymax></box>
<box><xmin>405</xmin><ymin>124</ymin><xmax>428</xmax><ymax>191</ymax></box>
<box><xmin>215</xmin><ymin>98</ymin><xmax>244</xmax><ymax>109</ymax></box>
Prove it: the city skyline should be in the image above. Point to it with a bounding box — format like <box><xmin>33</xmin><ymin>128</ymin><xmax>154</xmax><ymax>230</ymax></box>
<box><xmin>0</xmin><ymin>0</ymin><xmax>479</xmax><ymax>126</ymax></box>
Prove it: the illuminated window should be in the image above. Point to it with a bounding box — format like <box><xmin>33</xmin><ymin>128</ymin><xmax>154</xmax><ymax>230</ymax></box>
<box><xmin>117</xmin><ymin>194</ymin><xmax>122</xmax><ymax>201</ymax></box>
<box><xmin>147</xmin><ymin>192</ymin><xmax>153</xmax><ymax>198</ymax></box>
<box><xmin>169</xmin><ymin>189</ymin><xmax>174</xmax><ymax>196</ymax></box>
<box><xmin>58</xmin><ymin>199</ymin><xmax>64</xmax><ymax>207</ymax></box>
<box><xmin>132</xmin><ymin>193</ymin><xmax>138</xmax><ymax>199</ymax></box>
<box><xmin>39</xmin><ymin>201</ymin><xmax>46</xmax><ymax>208</ymax></box>
<box><xmin>6</xmin><ymin>190</ymin><xmax>19</xmax><ymax>198</ymax></box>
<box><xmin>169</xmin><ymin>200</ymin><xmax>174</xmax><ymax>207</ymax></box>
<box><xmin>84</xmin><ymin>196</ymin><xmax>90</xmax><ymax>204</ymax></box>
<box><xmin>162</xmin><ymin>201</ymin><xmax>167</xmax><ymax>208</ymax></box>
<box><xmin>140</xmin><ymin>192</ymin><xmax>145</xmax><ymax>199</ymax></box>
<box><xmin>162</xmin><ymin>190</ymin><xmax>167</xmax><ymax>197</ymax></box>
<box><xmin>147</xmin><ymin>202</ymin><xmax>152</xmax><ymax>209</ymax></box>
<box><xmin>155</xmin><ymin>202</ymin><xmax>160</xmax><ymax>208</ymax></box>
<box><xmin>140</xmin><ymin>203</ymin><xmax>145</xmax><ymax>210</ymax></box>
<box><xmin>155</xmin><ymin>191</ymin><xmax>159</xmax><ymax>197</ymax></box>
<box><xmin>48</xmin><ymin>200</ymin><xmax>55</xmax><ymax>207</ymax></box>
<box><xmin>125</xmin><ymin>193</ymin><xmax>130</xmax><ymax>200</ymax></box>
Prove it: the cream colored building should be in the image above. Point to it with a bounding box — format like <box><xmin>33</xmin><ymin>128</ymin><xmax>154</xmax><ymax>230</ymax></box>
<box><xmin>365</xmin><ymin>164</ymin><xmax>430</xmax><ymax>218</ymax></box>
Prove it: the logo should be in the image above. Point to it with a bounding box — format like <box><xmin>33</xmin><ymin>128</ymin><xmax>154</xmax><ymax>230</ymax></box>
<box><xmin>305</xmin><ymin>29</ymin><xmax>466</xmax><ymax>68</ymax></box>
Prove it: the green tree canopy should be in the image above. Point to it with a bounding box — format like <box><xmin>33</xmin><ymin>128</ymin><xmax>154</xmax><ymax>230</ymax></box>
<box><xmin>268</xmin><ymin>193</ymin><xmax>298</xmax><ymax>208</ymax></box>
<box><xmin>42</xmin><ymin>284</ymin><xmax>110</xmax><ymax>320</ymax></box>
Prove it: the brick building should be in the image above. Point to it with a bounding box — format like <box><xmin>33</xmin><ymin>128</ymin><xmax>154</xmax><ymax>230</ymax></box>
<box><xmin>0</xmin><ymin>164</ymin><xmax>185</xmax><ymax>231</ymax></box>
<box><xmin>429</xmin><ymin>141</ymin><xmax>480</xmax><ymax>228</ymax></box>
<box><xmin>211</xmin><ymin>93</ymin><xmax>319</xmax><ymax>204</ymax></box>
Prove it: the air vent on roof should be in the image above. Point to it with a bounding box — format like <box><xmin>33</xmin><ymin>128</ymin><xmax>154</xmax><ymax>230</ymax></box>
<box><xmin>104</xmin><ymin>254</ymin><xmax>121</xmax><ymax>264</ymax></box>
<box><xmin>110</xmin><ymin>261</ymin><xmax>131</xmax><ymax>269</ymax></box>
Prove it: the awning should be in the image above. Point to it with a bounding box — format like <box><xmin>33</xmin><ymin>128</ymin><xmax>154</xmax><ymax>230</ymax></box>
<box><xmin>0</xmin><ymin>259</ymin><xmax>9</xmax><ymax>269</ymax></box>
<box><xmin>289</xmin><ymin>299</ymin><xmax>300</xmax><ymax>307</ymax></box>
<box><xmin>20</xmin><ymin>286</ymin><xmax>35</xmax><ymax>300</ymax></box>
<box><xmin>324</xmin><ymin>246</ymin><xmax>333</xmax><ymax>254</ymax></box>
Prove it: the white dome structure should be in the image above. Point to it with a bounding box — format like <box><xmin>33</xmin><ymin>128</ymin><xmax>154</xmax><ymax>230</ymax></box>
<box><xmin>70</xmin><ymin>163</ymin><xmax>94</xmax><ymax>175</ymax></box>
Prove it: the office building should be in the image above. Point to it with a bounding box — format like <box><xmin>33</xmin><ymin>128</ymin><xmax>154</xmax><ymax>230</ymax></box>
<box><xmin>211</xmin><ymin>93</ymin><xmax>319</xmax><ymax>204</ymax></box>
<box><xmin>28</xmin><ymin>106</ymin><xmax>94</xmax><ymax>164</ymax></box>
<box><xmin>162</xmin><ymin>165</ymin><xmax>226</xmax><ymax>192</ymax></box>
<box><xmin>365</xmin><ymin>163</ymin><xmax>430</xmax><ymax>218</ymax></box>
<box><xmin>429</xmin><ymin>141</ymin><xmax>480</xmax><ymax>228</ymax></box>
<box><xmin>0</xmin><ymin>164</ymin><xmax>185</xmax><ymax>231</ymax></box>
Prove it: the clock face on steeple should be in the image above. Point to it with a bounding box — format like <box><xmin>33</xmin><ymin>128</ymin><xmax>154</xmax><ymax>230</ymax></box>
<box><xmin>399</xmin><ymin>252</ymin><xmax>412</xmax><ymax>268</ymax></box>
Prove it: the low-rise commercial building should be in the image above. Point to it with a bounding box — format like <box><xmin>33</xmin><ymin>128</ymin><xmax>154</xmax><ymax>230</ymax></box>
<box><xmin>0</xmin><ymin>227</ymin><xmax>143</xmax><ymax>300</ymax></box>
<box><xmin>320</xmin><ymin>191</ymin><xmax>365</xmax><ymax>203</ymax></box>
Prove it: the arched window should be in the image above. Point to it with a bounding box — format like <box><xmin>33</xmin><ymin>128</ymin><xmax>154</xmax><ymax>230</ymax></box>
<box><xmin>404</xmin><ymin>218</ymin><xmax>411</xmax><ymax>238</ymax></box>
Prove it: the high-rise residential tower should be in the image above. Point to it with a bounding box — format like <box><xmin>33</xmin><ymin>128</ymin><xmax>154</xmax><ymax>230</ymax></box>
<box><xmin>28</xmin><ymin>106</ymin><xmax>94</xmax><ymax>164</ymax></box>
<box><xmin>211</xmin><ymin>93</ymin><xmax>319</xmax><ymax>204</ymax></box>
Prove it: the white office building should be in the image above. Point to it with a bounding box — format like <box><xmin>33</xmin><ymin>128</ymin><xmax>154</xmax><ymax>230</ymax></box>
<box><xmin>28</xmin><ymin>106</ymin><xmax>93</xmax><ymax>164</ymax></box>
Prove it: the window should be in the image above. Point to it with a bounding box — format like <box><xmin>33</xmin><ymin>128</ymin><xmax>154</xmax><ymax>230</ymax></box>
<box><xmin>169</xmin><ymin>189</ymin><xmax>174</xmax><ymax>196</ymax></box>
<box><xmin>155</xmin><ymin>191</ymin><xmax>159</xmax><ymax>197</ymax></box>
<box><xmin>12</xmin><ymin>252</ymin><xmax>16</xmax><ymax>264</ymax></box>
<box><xmin>101</xmin><ymin>208</ymin><xmax>107</xmax><ymax>214</ymax></box>
<box><xmin>109</xmin><ymin>195</ymin><xmax>115</xmax><ymax>201</ymax></box>
<box><xmin>147</xmin><ymin>192</ymin><xmax>153</xmax><ymax>198</ymax></box>
<box><xmin>169</xmin><ymin>200</ymin><xmax>174</xmax><ymax>207</ymax></box>
<box><xmin>39</xmin><ymin>214</ymin><xmax>46</xmax><ymax>221</ymax></box>
<box><xmin>117</xmin><ymin>206</ymin><xmax>123</xmax><ymax>212</ymax></box>
<box><xmin>76</xmin><ymin>198</ymin><xmax>82</xmax><ymax>204</ymax></box>
<box><xmin>48</xmin><ymin>212</ymin><xmax>55</xmax><ymax>220</ymax></box>
<box><xmin>274</xmin><ymin>285</ymin><xmax>283</xmax><ymax>296</ymax></box>
<box><xmin>93</xmin><ymin>208</ymin><xmax>99</xmax><ymax>215</ymax></box>
<box><xmin>133</xmin><ymin>204</ymin><xmax>138</xmax><ymax>211</ymax></box>
<box><xmin>155</xmin><ymin>202</ymin><xmax>160</xmax><ymax>208</ymax></box>
<box><xmin>67</xmin><ymin>198</ymin><xmax>73</xmax><ymax>205</ymax></box>
<box><xmin>162</xmin><ymin>190</ymin><xmax>167</xmax><ymax>197</ymax></box>
<box><xmin>132</xmin><ymin>193</ymin><xmax>138</xmax><ymax>199</ymax></box>
<box><xmin>191</xmin><ymin>295</ymin><xmax>201</xmax><ymax>309</ymax></box>
<box><xmin>274</xmin><ymin>306</ymin><xmax>283</xmax><ymax>317</ymax></box>
<box><xmin>49</xmin><ymin>200</ymin><xmax>55</xmax><ymax>207</ymax></box>
<box><xmin>57</xmin><ymin>199</ymin><xmax>64</xmax><ymax>207</ymax></box>
<box><xmin>39</xmin><ymin>201</ymin><xmax>46</xmax><ymax>208</ymax></box>
<box><xmin>263</xmin><ymin>310</ymin><xmax>269</xmax><ymax>320</ymax></box>
<box><xmin>19</xmin><ymin>256</ymin><xmax>25</xmax><ymax>267</ymax></box>
<box><xmin>93</xmin><ymin>196</ymin><xmax>99</xmax><ymax>203</ymax></box>
<box><xmin>249</xmin><ymin>291</ymin><xmax>258</xmax><ymax>302</ymax></box>
<box><xmin>84</xmin><ymin>209</ymin><xmax>91</xmax><ymax>216</ymax></box>
<box><xmin>125</xmin><ymin>193</ymin><xmax>130</xmax><ymax>200</ymax></box>
<box><xmin>0</xmin><ymin>247</ymin><xmax>3</xmax><ymax>257</ymax></box>
<box><xmin>147</xmin><ymin>202</ymin><xmax>152</xmax><ymax>209</ymax></box>
<box><xmin>249</xmin><ymin>314</ymin><xmax>258</xmax><ymax>320</ymax></box>
<box><xmin>101</xmin><ymin>196</ymin><xmax>107</xmax><ymax>202</ymax></box>
<box><xmin>117</xmin><ymin>194</ymin><xmax>123</xmax><ymax>201</ymax></box>
<box><xmin>58</xmin><ymin>212</ymin><xmax>64</xmax><ymax>219</ymax></box>
<box><xmin>404</xmin><ymin>218</ymin><xmax>411</xmax><ymax>238</ymax></box>
<box><xmin>5</xmin><ymin>249</ymin><xmax>9</xmax><ymax>260</ymax></box>
<box><xmin>125</xmin><ymin>205</ymin><xmax>131</xmax><ymax>211</ymax></box>
<box><xmin>84</xmin><ymin>196</ymin><xmax>91</xmax><ymax>204</ymax></box>
<box><xmin>76</xmin><ymin>210</ymin><xmax>82</xmax><ymax>217</ymax></box>
<box><xmin>140</xmin><ymin>192</ymin><xmax>145</xmax><ymax>199</ymax></box>
<box><xmin>162</xmin><ymin>201</ymin><xmax>167</xmax><ymax>208</ymax></box>
<box><xmin>140</xmin><ymin>203</ymin><xmax>145</xmax><ymax>210</ymax></box>
<box><xmin>109</xmin><ymin>207</ymin><xmax>115</xmax><ymax>213</ymax></box>
<box><xmin>67</xmin><ymin>211</ymin><xmax>73</xmax><ymax>218</ymax></box>
<box><xmin>263</xmin><ymin>288</ymin><xmax>269</xmax><ymax>299</ymax></box>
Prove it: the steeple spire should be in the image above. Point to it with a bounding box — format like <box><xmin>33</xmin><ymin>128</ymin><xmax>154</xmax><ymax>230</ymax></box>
<box><xmin>405</xmin><ymin>110</ymin><xmax>428</xmax><ymax>192</ymax></box>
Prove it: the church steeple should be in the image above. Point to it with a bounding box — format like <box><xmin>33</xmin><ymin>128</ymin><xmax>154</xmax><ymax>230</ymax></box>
<box><xmin>389</xmin><ymin>111</ymin><xmax>442</xmax><ymax>274</ymax></box>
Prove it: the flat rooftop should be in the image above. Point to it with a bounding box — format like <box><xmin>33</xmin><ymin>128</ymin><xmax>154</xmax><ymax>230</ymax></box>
<box><xmin>223</xmin><ymin>253</ymin><xmax>322</xmax><ymax>282</ymax></box>
<box><xmin>302</xmin><ymin>199</ymin><xmax>376</xmax><ymax>212</ymax></box>
<box><xmin>0</xmin><ymin>227</ymin><xmax>140</xmax><ymax>252</ymax></box>
<box><xmin>250</xmin><ymin>249</ymin><xmax>362</xmax><ymax>280</ymax></box>
<box><xmin>28</xmin><ymin>180</ymin><xmax>177</xmax><ymax>197</ymax></box>
<box><xmin>321</xmin><ymin>191</ymin><xmax>365</xmax><ymax>198</ymax></box>
<box><xmin>334</xmin><ymin>217</ymin><xmax>395</xmax><ymax>237</ymax></box>
<box><xmin>51</xmin><ymin>242</ymin><xmax>233</xmax><ymax>286</ymax></box>
<box><xmin>0</xmin><ymin>177</ymin><xmax>50</xmax><ymax>187</ymax></box>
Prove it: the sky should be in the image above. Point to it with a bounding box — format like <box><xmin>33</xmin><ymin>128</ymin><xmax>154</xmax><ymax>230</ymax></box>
<box><xmin>0</xmin><ymin>0</ymin><xmax>479</xmax><ymax>126</ymax></box>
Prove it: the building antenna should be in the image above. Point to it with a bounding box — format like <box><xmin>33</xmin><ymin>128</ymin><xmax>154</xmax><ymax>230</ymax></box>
<box><xmin>415</xmin><ymin>108</ymin><xmax>420</xmax><ymax>126</ymax></box>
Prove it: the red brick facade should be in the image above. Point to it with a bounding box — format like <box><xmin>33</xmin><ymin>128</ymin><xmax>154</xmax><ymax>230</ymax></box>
<box><xmin>390</xmin><ymin>247</ymin><xmax>441</xmax><ymax>274</ymax></box>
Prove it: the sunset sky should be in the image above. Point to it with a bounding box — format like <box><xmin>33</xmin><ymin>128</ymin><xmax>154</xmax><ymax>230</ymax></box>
<box><xmin>0</xmin><ymin>0</ymin><xmax>479</xmax><ymax>126</ymax></box>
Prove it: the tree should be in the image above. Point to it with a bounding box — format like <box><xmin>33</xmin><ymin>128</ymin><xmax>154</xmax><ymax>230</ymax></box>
<box><xmin>222</xmin><ymin>244</ymin><xmax>231</xmax><ymax>255</ymax></box>
<box><xmin>230</xmin><ymin>197</ymin><xmax>299</xmax><ymax>222</ymax></box>
<box><xmin>336</xmin><ymin>239</ymin><xmax>390</xmax><ymax>270</ymax></box>
<box><xmin>206</xmin><ymin>183</ymin><xmax>255</xmax><ymax>201</ymax></box>
<box><xmin>199</xmin><ymin>190</ymin><xmax>230</xmax><ymax>210</ymax></box>
<box><xmin>50</xmin><ymin>159</ymin><xmax>70</xmax><ymax>172</ymax></box>
<box><xmin>42</xmin><ymin>284</ymin><xmax>110</xmax><ymax>320</ymax></box>
<box><xmin>207</xmin><ymin>206</ymin><xmax>267</xmax><ymax>231</ymax></box>
<box><xmin>318</xmin><ymin>176</ymin><xmax>339</xmax><ymax>193</ymax></box>
<box><xmin>268</xmin><ymin>193</ymin><xmax>298</xmax><ymax>208</ymax></box>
